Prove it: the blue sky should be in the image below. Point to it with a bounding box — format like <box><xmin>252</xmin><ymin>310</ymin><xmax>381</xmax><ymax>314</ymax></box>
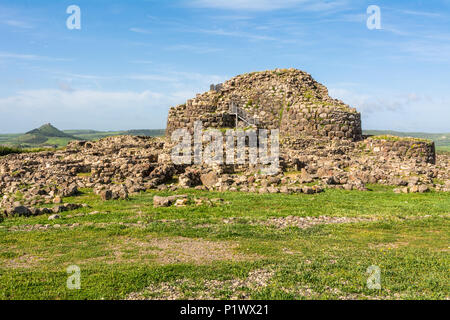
<box><xmin>0</xmin><ymin>0</ymin><xmax>449</xmax><ymax>133</ymax></box>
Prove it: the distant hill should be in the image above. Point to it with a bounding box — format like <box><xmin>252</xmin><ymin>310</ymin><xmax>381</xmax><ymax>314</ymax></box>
<box><xmin>13</xmin><ymin>124</ymin><xmax>80</xmax><ymax>147</ymax></box>
<box><xmin>26</xmin><ymin>123</ymin><xmax>75</xmax><ymax>138</ymax></box>
<box><xmin>15</xmin><ymin>133</ymin><xmax>49</xmax><ymax>145</ymax></box>
<box><xmin>0</xmin><ymin>126</ymin><xmax>165</xmax><ymax>148</ymax></box>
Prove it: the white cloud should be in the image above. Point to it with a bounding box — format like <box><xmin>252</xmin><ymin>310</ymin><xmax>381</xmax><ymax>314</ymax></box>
<box><xmin>0</xmin><ymin>89</ymin><xmax>164</xmax><ymax>111</ymax></box>
<box><xmin>401</xmin><ymin>10</ymin><xmax>443</xmax><ymax>18</ymax></box>
<box><xmin>185</xmin><ymin>27</ymin><xmax>277</xmax><ymax>41</ymax></box>
<box><xmin>329</xmin><ymin>88</ymin><xmax>450</xmax><ymax>132</ymax></box>
<box><xmin>57</xmin><ymin>81</ymin><xmax>74</xmax><ymax>92</ymax></box>
<box><xmin>125</xmin><ymin>74</ymin><xmax>180</xmax><ymax>82</ymax></box>
<box><xmin>188</xmin><ymin>0</ymin><xmax>348</xmax><ymax>11</ymax></box>
<box><xmin>129</xmin><ymin>27</ymin><xmax>153</xmax><ymax>34</ymax></box>
<box><xmin>0</xmin><ymin>52</ymin><xmax>41</xmax><ymax>60</ymax></box>
<box><xmin>0</xmin><ymin>70</ymin><xmax>227</xmax><ymax>132</ymax></box>
<box><xmin>60</xmin><ymin>72</ymin><xmax>112</xmax><ymax>80</ymax></box>
<box><xmin>329</xmin><ymin>88</ymin><xmax>420</xmax><ymax>114</ymax></box>
<box><xmin>129</xmin><ymin>60</ymin><xmax>153</xmax><ymax>64</ymax></box>
<box><xmin>0</xmin><ymin>89</ymin><xmax>177</xmax><ymax>132</ymax></box>
<box><xmin>0</xmin><ymin>52</ymin><xmax>70</xmax><ymax>62</ymax></box>
<box><xmin>165</xmin><ymin>44</ymin><xmax>222</xmax><ymax>54</ymax></box>
<box><xmin>3</xmin><ymin>19</ymin><xmax>33</xmax><ymax>29</ymax></box>
<box><xmin>400</xmin><ymin>41</ymin><xmax>450</xmax><ymax>62</ymax></box>
<box><xmin>49</xmin><ymin>69</ymin><xmax>225</xmax><ymax>86</ymax></box>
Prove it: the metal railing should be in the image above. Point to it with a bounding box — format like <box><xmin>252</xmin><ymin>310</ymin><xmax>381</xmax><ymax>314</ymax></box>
<box><xmin>229</xmin><ymin>102</ymin><xmax>259</xmax><ymax>127</ymax></box>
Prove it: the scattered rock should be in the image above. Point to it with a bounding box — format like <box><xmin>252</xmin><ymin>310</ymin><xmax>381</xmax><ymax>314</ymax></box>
<box><xmin>153</xmin><ymin>196</ymin><xmax>171</xmax><ymax>208</ymax></box>
<box><xmin>302</xmin><ymin>186</ymin><xmax>315</xmax><ymax>194</ymax></box>
<box><xmin>11</xmin><ymin>206</ymin><xmax>31</xmax><ymax>217</ymax></box>
<box><xmin>100</xmin><ymin>190</ymin><xmax>113</xmax><ymax>201</ymax></box>
<box><xmin>179</xmin><ymin>168</ymin><xmax>201</xmax><ymax>188</ymax></box>
<box><xmin>153</xmin><ymin>195</ymin><xmax>188</xmax><ymax>208</ymax></box>
<box><xmin>200</xmin><ymin>171</ymin><xmax>219</xmax><ymax>187</ymax></box>
<box><xmin>174</xmin><ymin>198</ymin><xmax>188</xmax><ymax>207</ymax></box>
<box><xmin>53</xmin><ymin>196</ymin><xmax>62</xmax><ymax>204</ymax></box>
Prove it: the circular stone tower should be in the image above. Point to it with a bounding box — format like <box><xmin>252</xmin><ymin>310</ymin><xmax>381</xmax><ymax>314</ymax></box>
<box><xmin>166</xmin><ymin>68</ymin><xmax>362</xmax><ymax>141</ymax></box>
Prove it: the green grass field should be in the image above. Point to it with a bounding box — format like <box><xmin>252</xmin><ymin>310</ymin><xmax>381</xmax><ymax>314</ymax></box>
<box><xmin>0</xmin><ymin>134</ymin><xmax>21</xmax><ymax>146</ymax></box>
<box><xmin>0</xmin><ymin>186</ymin><xmax>448</xmax><ymax>300</ymax></box>
<box><xmin>437</xmin><ymin>146</ymin><xmax>450</xmax><ymax>153</ymax></box>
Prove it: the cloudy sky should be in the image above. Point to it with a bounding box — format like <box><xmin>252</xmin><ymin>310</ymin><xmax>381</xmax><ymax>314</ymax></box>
<box><xmin>1</xmin><ymin>0</ymin><xmax>449</xmax><ymax>133</ymax></box>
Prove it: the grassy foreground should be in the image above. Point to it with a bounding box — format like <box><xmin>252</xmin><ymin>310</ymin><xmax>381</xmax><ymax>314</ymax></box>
<box><xmin>0</xmin><ymin>186</ymin><xmax>449</xmax><ymax>300</ymax></box>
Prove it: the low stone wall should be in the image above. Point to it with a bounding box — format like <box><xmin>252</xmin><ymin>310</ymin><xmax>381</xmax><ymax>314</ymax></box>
<box><xmin>167</xmin><ymin>107</ymin><xmax>235</xmax><ymax>136</ymax></box>
<box><xmin>361</xmin><ymin>136</ymin><xmax>436</xmax><ymax>164</ymax></box>
<box><xmin>281</xmin><ymin>106</ymin><xmax>362</xmax><ymax>140</ymax></box>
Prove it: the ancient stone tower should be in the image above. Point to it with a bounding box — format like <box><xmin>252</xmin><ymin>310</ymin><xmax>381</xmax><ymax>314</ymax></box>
<box><xmin>167</xmin><ymin>68</ymin><xmax>362</xmax><ymax>141</ymax></box>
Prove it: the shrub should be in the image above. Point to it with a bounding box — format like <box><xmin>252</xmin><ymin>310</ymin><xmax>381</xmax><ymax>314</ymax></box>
<box><xmin>0</xmin><ymin>146</ymin><xmax>53</xmax><ymax>157</ymax></box>
<box><xmin>0</xmin><ymin>146</ymin><xmax>22</xmax><ymax>156</ymax></box>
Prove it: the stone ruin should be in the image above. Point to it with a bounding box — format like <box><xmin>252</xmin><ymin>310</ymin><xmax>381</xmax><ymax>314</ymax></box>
<box><xmin>210</xmin><ymin>83</ymin><xmax>223</xmax><ymax>92</ymax></box>
<box><xmin>168</xmin><ymin>68</ymin><xmax>362</xmax><ymax>141</ymax></box>
<box><xmin>0</xmin><ymin>68</ymin><xmax>448</xmax><ymax>218</ymax></box>
<box><xmin>167</xmin><ymin>68</ymin><xmax>435</xmax><ymax>165</ymax></box>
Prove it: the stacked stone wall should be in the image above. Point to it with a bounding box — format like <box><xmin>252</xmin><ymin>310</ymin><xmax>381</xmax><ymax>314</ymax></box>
<box><xmin>166</xmin><ymin>69</ymin><xmax>362</xmax><ymax>141</ymax></box>
<box><xmin>281</xmin><ymin>106</ymin><xmax>361</xmax><ymax>140</ymax></box>
<box><xmin>360</xmin><ymin>136</ymin><xmax>436</xmax><ymax>164</ymax></box>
